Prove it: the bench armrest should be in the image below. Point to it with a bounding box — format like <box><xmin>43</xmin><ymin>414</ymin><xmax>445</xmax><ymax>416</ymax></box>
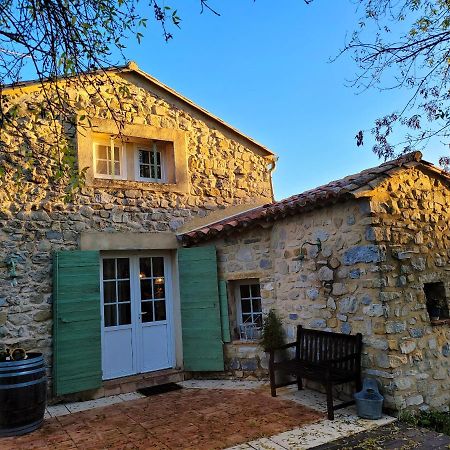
<box><xmin>268</xmin><ymin>342</ymin><xmax>297</xmax><ymax>364</ymax></box>
<box><xmin>268</xmin><ymin>342</ymin><xmax>297</xmax><ymax>354</ymax></box>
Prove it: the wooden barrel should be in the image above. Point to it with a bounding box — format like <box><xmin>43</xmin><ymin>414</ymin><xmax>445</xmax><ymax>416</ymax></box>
<box><xmin>0</xmin><ymin>353</ymin><xmax>47</xmax><ymax>437</ymax></box>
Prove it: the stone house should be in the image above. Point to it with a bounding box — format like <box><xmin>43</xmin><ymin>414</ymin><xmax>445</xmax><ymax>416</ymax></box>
<box><xmin>0</xmin><ymin>61</ymin><xmax>276</xmax><ymax>399</ymax></box>
<box><xmin>179</xmin><ymin>151</ymin><xmax>450</xmax><ymax>412</ymax></box>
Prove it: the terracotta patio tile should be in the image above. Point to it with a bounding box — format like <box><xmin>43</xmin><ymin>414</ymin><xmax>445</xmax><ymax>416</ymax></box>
<box><xmin>1</xmin><ymin>387</ymin><xmax>322</xmax><ymax>450</ymax></box>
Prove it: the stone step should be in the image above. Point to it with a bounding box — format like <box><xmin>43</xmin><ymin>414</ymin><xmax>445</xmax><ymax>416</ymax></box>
<box><xmin>101</xmin><ymin>368</ymin><xmax>185</xmax><ymax>398</ymax></box>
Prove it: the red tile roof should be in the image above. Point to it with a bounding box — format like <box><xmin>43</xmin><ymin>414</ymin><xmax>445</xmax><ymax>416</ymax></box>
<box><xmin>179</xmin><ymin>151</ymin><xmax>445</xmax><ymax>245</ymax></box>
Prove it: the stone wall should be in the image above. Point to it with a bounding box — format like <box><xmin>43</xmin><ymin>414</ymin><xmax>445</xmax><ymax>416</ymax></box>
<box><xmin>367</xmin><ymin>167</ymin><xmax>450</xmax><ymax>411</ymax></box>
<box><xmin>0</xmin><ymin>72</ymin><xmax>274</xmax><ymax>386</ymax></box>
<box><xmin>211</xmin><ymin>199</ymin><xmax>390</xmax><ymax>385</ymax></box>
<box><xmin>209</xmin><ymin>166</ymin><xmax>450</xmax><ymax>412</ymax></box>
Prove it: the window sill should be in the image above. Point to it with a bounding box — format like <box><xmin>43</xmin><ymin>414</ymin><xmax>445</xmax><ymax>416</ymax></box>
<box><xmin>91</xmin><ymin>178</ymin><xmax>184</xmax><ymax>193</ymax></box>
<box><xmin>431</xmin><ymin>319</ymin><xmax>450</xmax><ymax>326</ymax></box>
<box><xmin>230</xmin><ymin>340</ymin><xmax>261</xmax><ymax>346</ymax></box>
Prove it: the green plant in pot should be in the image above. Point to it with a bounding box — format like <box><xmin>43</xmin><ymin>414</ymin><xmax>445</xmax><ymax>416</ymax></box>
<box><xmin>260</xmin><ymin>309</ymin><xmax>286</xmax><ymax>352</ymax></box>
<box><xmin>260</xmin><ymin>309</ymin><xmax>291</xmax><ymax>385</ymax></box>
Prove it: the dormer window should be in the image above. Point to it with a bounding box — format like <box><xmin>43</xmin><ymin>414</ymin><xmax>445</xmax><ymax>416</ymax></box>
<box><xmin>88</xmin><ymin>127</ymin><xmax>185</xmax><ymax>189</ymax></box>
<box><xmin>136</xmin><ymin>143</ymin><xmax>164</xmax><ymax>182</ymax></box>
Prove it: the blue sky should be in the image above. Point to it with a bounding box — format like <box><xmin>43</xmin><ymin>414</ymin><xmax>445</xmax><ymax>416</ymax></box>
<box><xmin>30</xmin><ymin>1</ymin><xmax>446</xmax><ymax>199</ymax></box>
<box><xmin>126</xmin><ymin>0</ymin><xmax>445</xmax><ymax>200</ymax></box>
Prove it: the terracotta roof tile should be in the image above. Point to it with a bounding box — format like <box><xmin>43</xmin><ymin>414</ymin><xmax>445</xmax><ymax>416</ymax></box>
<box><xmin>179</xmin><ymin>151</ymin><xmax>439</xmax><ymax>245</ymax></box>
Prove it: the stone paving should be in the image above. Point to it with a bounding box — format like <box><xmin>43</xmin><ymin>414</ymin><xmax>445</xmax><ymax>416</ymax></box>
<box><xmin>1</xmin><ymin>386</ymin><xmax>322</xmax><ymax>450</ymax></box>
<box><xmin>0</xmin><ymin>381</ymin><xmax>398</xmax><ymax>450</ymax></box>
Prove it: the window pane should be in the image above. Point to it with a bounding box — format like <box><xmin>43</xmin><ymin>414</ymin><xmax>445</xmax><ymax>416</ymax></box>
<box><xmin>254</xmin><ymin>314</ymin><xmax>263</xmax><ymax>326</ymax></box>
<box><xmin>242</xmin><ymin>313</ymin><xmax>252</xmax><ymax>324</ymax></box>
<box><xmin>140</xmin><ymin>165</ymin><xmax>150</xmax><ymax>178</ymax></box>
<box><xmin>118</xmin><ymin>303</ymin><xmax>131</xmax><ymax>325</ymax></box>
<box><xmin>154</xmin><ymin>300</ymin><xmax>166</xmax><ymax>321</ymax></box>
<box><xmin>156</xmin><ymin>151</ymin><xmax>161</xmax><ymax>165</ymax></box>
<box><xmin>252</xmin><ymin>298</ymin><xmax>262</xmax><ymax>313</ymax></box>
<box><xmin>96</xmin><ymin>160</ymin><xmax>108</xmax><ymax>175</ymax></box>
<box><xmin>117</xmin><ymin>258</ymin><xmax>130</xmax><ymax>279</ymax></box>
<box><xmin>114</xmin><ymin>162</ymin><xmax>121</xmax><ymax>175</ymax></box>
<box><xmin>118</xmin><ymin>280</ymin><xmax>130</xmax><ymax>302</ymax></box>
<box><xmin>141</xmin><ymin>301</ymin><xmax>154</xmax><ymax>322</ymax></box>
<box><xmin>240</xmin><ymin>285</ymin><xmax>250</xmax><ymax>298</ymax></box>
<box><xmin>153</xmin><ymin>279</ymin><xmax>165</xmax><ymax>299</ymax></box>
<box><xmin>104</xmin><ymin>304</ymin><xmax>117</xmax><ymax>327</ymax></box>
<box><xmin>152</xmin><ymin>257</ymin><xmax>164</xmax><ymax>277</ymax></box>
<box><xmin>139</xmin><ymin>150</ymin><xmax>149</xmax><ymax>164</ymax></box>
<box><xmin>241</xmin><ymin>299</ymin><xmax>251</xmax><ymax>314</ymax></box>
<box><xmin>103</xmin><ymin>259</ymin><xmax>115</xmax><ymax>280</ymax></box>
<box><xmin>141</xmin><ymin>279</ymin><xmax>153</xmax><ymax>300</ymax></box>
<box><xmin>139</xmin><ymin>258</ymin><xmax>152</xmax><ymax>278</ymax></box>
<box><xmin>97</xmin><ymin>145</ymin><xmax>107</xmax><ymax>159</ymax></box>
<box><xmin>251</xmin><ymin>284</ymin><xmax>261</xmax><ymax>298</ymax></box>
<box><xmin>151</xmin><ymin>165</ymin><xmax>156</xmax><ymax>179</ymax></box>
<box><xmin>113</xmin><ymin>147</ymin><xmax>120</xmax><ymax>162</ymax></box>
<box><xmin>156</xmin><ymin>166</ymin><xmax>162</xmax><ymax>180</ymax></box>
<box><xmin>103</xmin><ymin>281</ymin><xmax>116</xmax><ymax>303</ymax></box>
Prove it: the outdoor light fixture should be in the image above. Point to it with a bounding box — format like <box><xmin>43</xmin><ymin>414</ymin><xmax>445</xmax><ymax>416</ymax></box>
<box><xmin>297</xmin><ymin>238</ymin><xmax>322</xmax><ymax>261</ymax></box>
<box><xmin>5</xmin><ymin>255</ymin><xmax>18</xmax><ymax>287</ymax></box>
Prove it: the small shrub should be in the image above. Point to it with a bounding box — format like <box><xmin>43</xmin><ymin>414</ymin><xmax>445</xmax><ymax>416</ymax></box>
<box><xmin>400</xmin><ymin>409</ymin><xmax>450</xmax><ymax>436</ymax></box>
<box><xmin>260</xmin><ymin>309</ymin><xmax>285</xmax><ymax>352</ymax></box>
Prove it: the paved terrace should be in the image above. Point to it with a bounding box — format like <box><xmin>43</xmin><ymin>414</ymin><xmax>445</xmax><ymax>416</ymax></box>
<box><xmin>1</xmin><ymin>381</ymin><xmax>395</xmax><ymax>450</ymax></box>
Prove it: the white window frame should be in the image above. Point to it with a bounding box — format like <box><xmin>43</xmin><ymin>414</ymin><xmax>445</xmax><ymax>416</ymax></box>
<box><xmin>93</xmin><ymin>137</ymin><xmax>127</xmax><ymax>180</ymax></box>
<box><xmin>134</xmin><ymin>142</ymin><xmax>165</xmax><ymax>183</ymax></box>
<box><xmin>235</xmin><ymin>280</ymin><xmax>263</xmax><ymax>341</ymax></box>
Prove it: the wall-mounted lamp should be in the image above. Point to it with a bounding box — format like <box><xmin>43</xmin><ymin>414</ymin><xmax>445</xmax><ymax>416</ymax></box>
<box><xmin>296</xmin><ymin>238</ymin><xmax>322</xmax><ymax>261</ymax></box>
<box><xmin>5</xmin><ymin>255</ymin><xmax>18</xmax><ymax>287</ymax></box>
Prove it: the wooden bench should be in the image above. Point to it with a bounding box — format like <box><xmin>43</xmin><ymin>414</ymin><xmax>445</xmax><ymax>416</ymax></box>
<box><xmin>269</xmin><ymin>325</ymin><xmax>362</xmax><ymax>420</ymax></box>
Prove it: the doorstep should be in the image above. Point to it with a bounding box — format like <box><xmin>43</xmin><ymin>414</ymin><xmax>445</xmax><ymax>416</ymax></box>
<box><xmin>47</xmin><ymin>368</ymin><xmax>185</xmax><ymax>417</ymax></box>
<box><xmin>100</xmin><ymin>367</ymin><xmax>185</xmax><ymax>397</ymax></box>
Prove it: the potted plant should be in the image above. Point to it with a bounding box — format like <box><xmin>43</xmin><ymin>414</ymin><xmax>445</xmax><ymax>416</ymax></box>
<box><xmin>260</xmin><ymin>309</ymin><xmax>285</xmax><ymax>352</ymax></box>
<box><xmin>260</xmin><ymin>310</ymin><xmax>291</xmax><ymax>385</ymax></box>
<box><xmin>0</xmin><ymin>348</ymin><xmax>47</xmax><ymax>436</ymax></box>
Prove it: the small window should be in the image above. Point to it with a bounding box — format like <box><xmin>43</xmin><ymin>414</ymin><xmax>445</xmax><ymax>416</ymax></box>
<box><xmin>424</xmin><ymin>282</ymin><xmax>449</xmax><ymax>321</ymax></box>
<box><xmin>235</xmin><ymin>280</ymin><xmax>263</xmax><ymax>341</ymax></box>
<box><xmin>93</xmin><ymin>139</ymin><xmax>125</xmax><ymax>179</ymax></box>
<box><xmin>136</xmin><ymin>142</ymin><xmax>164</xmax><ymax>182</ymax></box>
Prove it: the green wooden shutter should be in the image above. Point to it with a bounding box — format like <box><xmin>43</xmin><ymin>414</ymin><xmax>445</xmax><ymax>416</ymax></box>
<box><xmin>218</xmin><ymin>280</ymin><xmax>231</xmax><ymax>343</ymax></box>
<box><xmin>178</xmin><ymin>246</ymin><xmax>224</xmax><ymax>371</ymax></box>
<box><xmin>53</xmin><ymin>250</ymin><xmax>102</xmax><ymax>396</ymax></box>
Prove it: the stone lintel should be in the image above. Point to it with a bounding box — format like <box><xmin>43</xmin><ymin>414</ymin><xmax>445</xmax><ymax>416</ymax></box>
<box><xmin>80</xmin><ymin>232</ymin><xmax>179</xmax><ymax>251</ymax></box>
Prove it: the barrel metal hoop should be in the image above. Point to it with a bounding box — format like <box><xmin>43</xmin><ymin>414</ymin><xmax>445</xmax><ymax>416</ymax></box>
<box><xmin>0</xmin><ymin>361</ymin><xmax>44</xmax><ymax>372</ymax></box>
<box><xmin>0</xmin><ymin>377</ymin><xmax>47</xmax><ymax>390</ymax></box>
<box><xmin>0</xmin><ymin>417</ymin><xmax>44</xmax><ymax>437</ymax></box>
<box><xmin>0</xmin><ymin>355</ymin><xmax>44</xmax><ymax>369</ymax></box>
<box><xmin>0</xmin><ymin>367</ymin><xmax>46</xmax><ymax>378</ymax></box>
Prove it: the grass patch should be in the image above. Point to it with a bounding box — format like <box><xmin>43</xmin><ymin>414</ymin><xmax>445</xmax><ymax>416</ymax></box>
<box><xmin>400</xmin><ymin>409</ymin><xmax>450</xmax><ymax>435</ymax></box>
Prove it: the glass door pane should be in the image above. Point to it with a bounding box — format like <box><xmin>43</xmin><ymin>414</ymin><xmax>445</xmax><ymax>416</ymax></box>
<box><xmin>139</xmin><ymin>257</ymin><xmax>166</xmax><ymax>323</ymax></box>
<box><xmin>102</xmin><ymin>258</ymin><xmax>131</xmax><ymax>327</ymax></box>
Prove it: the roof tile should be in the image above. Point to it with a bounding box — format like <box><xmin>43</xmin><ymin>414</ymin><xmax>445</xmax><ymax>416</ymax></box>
<box><xmin>179</xmin><ymin>151</ymin><xmax>436</xmax><ymax>245</ymax></box>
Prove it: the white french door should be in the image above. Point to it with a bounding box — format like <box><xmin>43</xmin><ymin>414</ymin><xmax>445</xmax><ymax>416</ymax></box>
<box><xmin>100</xmin><ymin>253</ymin><xmax>174</xmax><ymax>380</ymax></box>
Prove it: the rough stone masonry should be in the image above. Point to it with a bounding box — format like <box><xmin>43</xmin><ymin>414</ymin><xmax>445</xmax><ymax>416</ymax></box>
<box><xmin>183</xmin><ymin>154</ymin><xmax>450</xmax><ymax>412</ymax></box>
